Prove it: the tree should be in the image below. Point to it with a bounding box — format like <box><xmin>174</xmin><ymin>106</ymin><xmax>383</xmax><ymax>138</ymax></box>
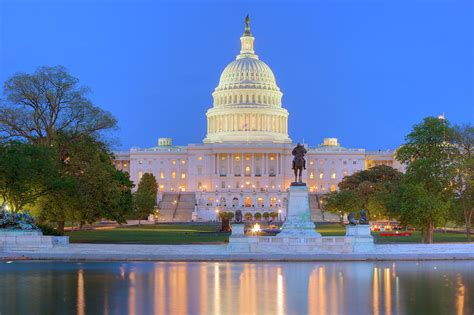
<box><xmin>218</xmin><ymin>212</ymin><xmax>234</xmax><ymax>232</ymax></box>
<box><xmin>244</xmin><ymin>212</ymin><xmax>252</xmax><ymax>221</ymax></box>
<box><xmin>34</xmin><ymin>134</ymin><xmax>134</xmax><ymax>232</ymax></box>
<box><xmin>262</xmin><ymin>212</ymin><xmax>270</xmax><ymax>221</ymax></box>
<box><xmin>1</xmin><ymin>66</ymin><xmax>116</xmax><ymax>145</ymax></box>
<box><xmin>395</xmin><ymin>116</ymin><xmax>457</xmax><ymax>243</ymax></box>
<box><xmin>322</xmin><ymin>190</ymin><xmax>362</xmax><ymax>223</ymax></box>
<box><xmin>328</xmin><ymin>165</ymin><xmax>402</xmax><ymax>220</ymax></box>
<box><xmin>0</xmin><ymin>142</ymin><xmax>61</xmax><ymax>214</ymax></box>
<box><xmin>451</xmin><ymin>124</ymin><xmax>474</xmax><ymax>241</ymax></box>
<box><xmin>133</xmin><ymin>173</ymin><xmax>158</xmax><ymax>224</ymax></box>
<box><xmin>254</xmin><ymin>212</ymin><xmax>262</xmax><ymax>221</ymax></box>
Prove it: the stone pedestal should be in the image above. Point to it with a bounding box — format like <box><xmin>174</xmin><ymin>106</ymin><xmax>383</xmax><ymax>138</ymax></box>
<box><xmin>227</xmin><ymin>224</ymin><xmax>251</xmax><ymax>253</ymax></box>
<box><xmin>345</xmin><ymin>225</ymin><xmax>375</xmax><ymax>252</ymax></box>
<box><xmin>0</xmin><ymin>229</ymin><xmax>69</xmax><ymax>251</ymax></box>
<box><xmin>277</xmin><ymin>185</ymin><xmax>321</xmax><ymax>237</ymax></box>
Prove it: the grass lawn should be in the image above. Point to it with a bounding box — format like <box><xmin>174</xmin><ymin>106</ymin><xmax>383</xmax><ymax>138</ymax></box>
<box><xmin>317</xmin><ymin>223</ymin><xmax>471</xmax><ymax>243</ymax></box>
<box><xmin>66</xmin><ymin>223</ymin><xmax>471</xmax><ymax>244</ymax></box>
<box><xmin>66</xmin><ymin>224</ymin><xmax>229</xmax><ymax>244</ymax></box>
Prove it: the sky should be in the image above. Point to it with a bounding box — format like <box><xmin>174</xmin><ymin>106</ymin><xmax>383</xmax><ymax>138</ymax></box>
<box><xmin>1</xmin><ymin>0</ymin><xmax>473</xmax><ymax>150</ymax></box>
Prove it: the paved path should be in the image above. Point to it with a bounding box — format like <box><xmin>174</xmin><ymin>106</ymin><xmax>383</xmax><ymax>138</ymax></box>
<box><xmin>1</xmin><ymin>243</ymin><xmax>474</xmax><ymax>261</ymax></box>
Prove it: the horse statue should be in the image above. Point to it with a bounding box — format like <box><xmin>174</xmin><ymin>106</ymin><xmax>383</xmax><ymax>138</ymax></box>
<box><xmin>291</xmin><ymin>143</ymin><xmax>307</xmax><ymax>184</ymax></box>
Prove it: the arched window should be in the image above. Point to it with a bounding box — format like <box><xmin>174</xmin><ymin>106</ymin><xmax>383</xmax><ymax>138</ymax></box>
<box><xmin>232</xmin><ymin>197</ymin><xmax>239</xmax><ymax>207</ymax></box>
<box><xmin>219</xmin><ymin>197</ymin><xmax>226</xmax><ymax>206</ymax></box>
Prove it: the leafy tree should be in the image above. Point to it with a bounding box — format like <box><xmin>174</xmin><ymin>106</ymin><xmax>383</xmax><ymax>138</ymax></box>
<box><xmin>326</xmin><ymin>165</ymin><xmax>402</xmax><ymax>220</ymax></box>
<box><xmin>218</xmin><ymin>211</ymin><xmax>234</xmax><ymax>232</ymax></box>
<box><xmin>262</xmin><ymin>212</ymin><xmax>270</xmax><ymax>221</ymax></box>
<box><xmin>133</xmin><ymin>173</ymin><xmax>158</xmax><ymax>224</ymax></box>
<box><xmin>0</xmin><ymin>66</ymin><xmax>116</xmax><ymax>145</ymax></box>
<box><xmin>322</xmin><ymin>190</ymin><xmax>362</xmax><ymax>223</ymax></box>
<box><xmin>244</xmin><ymin>212</ymin><xmax>252</xmax><ymax>221</ymax></box>
<box><xmin>254</xmin><ymin>212</ymin><xmax>262</xmax><ymax>221</ymax></box>
<box><xmin>35</xmin><ymin>134</ymin><xmax>134</xmax><ymax>232</ymax></box>
<box><xmin>270</xmin><ymin>212</ymin><xmax>278</xmax><ymax>221</ymax></box>
<box><xmin>395</xmin><ymin>116</ymin><xmax>457</xmax><ymax>243</ymax></box>
<box><xmin>450</xmin><ymin>124</ymin><xmax>474</xmax><ymax>241</ymax></box>
<box><xmin>0</xmin><ymin>142</ymin><xmax>61</xmax><ymax>214</ymax></box>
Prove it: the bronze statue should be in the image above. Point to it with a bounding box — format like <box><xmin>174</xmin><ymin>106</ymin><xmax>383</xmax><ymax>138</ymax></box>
<box><xmin>359</xmin><ymin>209</ymin><xmax>369</xmax><ymax>225</ymax></box>
<box><xmin>244</xmin><ymin>15</ymin><xmax>251</xmax><ymax>36</ymax></box>
<box><xmin>234</xmin><ymin>210</ymin><xmax>243</xmax><ymax>223</ymax></box>
<box><xmin>291</xmin><ymin>143</ymin><xmax>307</xmax><ymax>184</ymax></box>
<box><xmin>348</xmin><ymin>212</ymin><xmax>357</xmax><ymax>225</ymax></box>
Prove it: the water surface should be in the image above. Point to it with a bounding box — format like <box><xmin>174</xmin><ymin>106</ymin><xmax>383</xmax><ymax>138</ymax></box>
<box><xmin>0</xmin><ymin>260</ymin><xmax>472</xmax><ymax>314</ymax></box>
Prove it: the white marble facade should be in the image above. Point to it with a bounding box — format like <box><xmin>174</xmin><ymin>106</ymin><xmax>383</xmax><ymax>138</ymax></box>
<box><xmin>113</xmin><ymin>18</ymin><xmax>403</xmax><ymax>221</ymax></box>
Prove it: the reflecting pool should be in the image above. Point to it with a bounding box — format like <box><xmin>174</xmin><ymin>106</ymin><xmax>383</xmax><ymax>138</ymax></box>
<box><xmin>0</xmin><ymin>261</ymin><xmax>473</xmax><ymax>314</ymax></box>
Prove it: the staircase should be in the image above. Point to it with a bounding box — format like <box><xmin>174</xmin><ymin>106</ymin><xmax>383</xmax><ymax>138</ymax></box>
<box><xmin>158</xmin><ymin>192</ymin><xmax>195</xmax><ymax>222</ymax></box>
<box><xmin>308</xmin><ymin>193</ymin><xmax>339</xmax><ymax>222</ymax></box>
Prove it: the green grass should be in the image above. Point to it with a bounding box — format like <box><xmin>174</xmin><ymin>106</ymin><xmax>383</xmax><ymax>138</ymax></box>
<box><xmin>66</xmin><ymin>223</ymin><xmax>471</xmax><ymax>244</ymax></box>
<box><xmin>66</xmin><ymin>224</ymin><xmax>229</xmax><ymax>244</ymax></box>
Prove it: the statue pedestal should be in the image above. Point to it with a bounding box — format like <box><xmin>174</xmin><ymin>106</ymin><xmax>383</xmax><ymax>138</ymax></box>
<box><xmin>277</xmin><ymin>185</ymin><xmax>321</xmax><ymax>237</ymax></box>
<box><xmin>345</xmin><ymin>225</ymin><xmax>374</xmax><ymax>252</ymax></box>
<box><xmin>227</xmin><ymin>224</ymin><xmax>251</xmax><ymax>253</ymax></box>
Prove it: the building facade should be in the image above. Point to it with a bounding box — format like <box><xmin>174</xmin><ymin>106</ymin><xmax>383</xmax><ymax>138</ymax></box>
<box><xmin>114</xmin><ymin>18</ymin><xmax>402</xmax><ymax>222</ymax></box>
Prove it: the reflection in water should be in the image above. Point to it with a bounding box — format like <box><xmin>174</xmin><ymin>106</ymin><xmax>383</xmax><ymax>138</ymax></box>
<box><xmin>0</xmin><ymin>261</ymin><xmax>473</xmax><ymax>314</ymax></box>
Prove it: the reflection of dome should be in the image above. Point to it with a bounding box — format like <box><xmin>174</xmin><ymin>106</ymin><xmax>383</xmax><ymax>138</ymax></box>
<box><xmin>203</xmin><ymin>16</ymin><xmax>291</xmax><ymax>144</ymax></box>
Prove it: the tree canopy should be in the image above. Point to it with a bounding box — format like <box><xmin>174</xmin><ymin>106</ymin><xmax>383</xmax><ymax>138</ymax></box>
<box><xmin>0</xmin><ymin>66</ymin><xmax>116</xmax><ymax>145</ymax></box>
<box><xmin>133</xmin><ymin>173</ymin><xmax>158</xmax><ymax>223</ymax></box>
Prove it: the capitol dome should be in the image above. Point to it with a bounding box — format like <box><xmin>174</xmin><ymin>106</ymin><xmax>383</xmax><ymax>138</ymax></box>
<box><xmin>203</xmin><ymin>16</ymin><xmax>291</xmax><ymax>144</ymax></box>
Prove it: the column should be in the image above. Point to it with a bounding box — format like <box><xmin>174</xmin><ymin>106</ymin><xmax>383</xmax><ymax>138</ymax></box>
<box><xmin>227</xmin><ymin>153</ymin><xmax>231</xmax><ymax>176</ymax></box>
<box><xmin>241</xmin><ymin>153</ymin><xmax>244</xmax><ymax>177</ymax></box>
<box><xmin>251</xmin><ymin>153</ymin><xmax>255</xmax><ymax>177</ymax></box>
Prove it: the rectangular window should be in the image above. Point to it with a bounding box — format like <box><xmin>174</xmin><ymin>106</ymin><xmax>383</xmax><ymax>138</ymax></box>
<box><xmin>181</xmin><ymin>172</ymin><xmax>186</xmax><ymax>179</ymax></box>
<box><xmin>197</xmin><ymin>167</ymin><xmax>202</xmax><ymax>175</ymax></box>
<box><xmin>171</xmin><ymin>171</ymin><xmax>176</xmax><ymax>179</ymax></box>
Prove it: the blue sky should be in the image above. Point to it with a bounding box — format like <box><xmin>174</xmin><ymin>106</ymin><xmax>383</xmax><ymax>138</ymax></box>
<box><xmin>1</xmin><ymin>0</ymin><xmax>473</xmax><ymax>150</ymax></box>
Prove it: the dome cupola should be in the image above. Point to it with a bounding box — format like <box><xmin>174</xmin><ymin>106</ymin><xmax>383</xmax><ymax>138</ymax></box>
<box><xmin>203</xmin><ymin>16</ymin><xmax>291</xmax><ymax>144</ymax></box>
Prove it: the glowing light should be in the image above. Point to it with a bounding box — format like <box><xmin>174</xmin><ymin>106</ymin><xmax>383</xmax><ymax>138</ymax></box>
<box><xmin>251</xmin><ymin>223</ymin><xmax>261</xmax><ymax>233</ymax></box>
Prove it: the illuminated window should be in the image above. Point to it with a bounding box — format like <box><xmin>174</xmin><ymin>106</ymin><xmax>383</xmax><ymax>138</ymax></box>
<box><xmin>245</xmin><ymin>156</ymin><xmax>250</xmax><ymax>161</ymax></box>
<box><xmin>331</xmin><ymin>172</ymin><xmax>336</xmax><ymax>179</ymax></box>
<box><xmin>123</xmin><ymin>163</ymin><xmax>127</xmax><ymax>167</ymax></box>
<box><xmin>197</xmin><ymin>156</ymin><xmax>203</xmax><ymax>161</ymax></box>
<box><xmin>198</xmin><ymin>182</ymin><xmax>202</xmax><ymax>189</ymax></box>
<box><xmin>269</xmin><ymin>156</ymin><xmax>275</xmax><ymax>161</ymax></box>
<box><xmin>235</xmin><ymin>156</ymin><xmax>241</xmax><ymax>161</ymax></box>
<box><xmin>139</xmin><ymin>160</ymin><xmax>143</xmax><ymax>164</ymax></box>
<box><xmin>257</xmin><ymin>197</ymin><xmax>264</xmax><ymax>206</ymax></box>
<box><xmin>172</xmin><ymin>160</ymin><xmax>176</xmax><ymax>165</ymax></box>
<box><xmin>343</xmin><ymin>170</ymin><xmax>348</xmax><ymax>177</ymax></box>
<box><xmin>309</xmin><ymin>160</ymin><xmax>314</xmax><ymax>165</ymax></box>
<box><xmin>270</xmin><ymin>197</ymin><xmax>277</xmax><ymax>206</ymax></box>
<box><xmin>138</xmin><ymin>171</ymin><xmax>143</xmax><ymax>179</ymax></box>
<box><xmin>244</xmin><ymin>197</ymin><xmax>251</xmax><ymax>207</ymax></box>
<box><xmin>309</xmin><ymin>172</ymin><xmax>314</xmax><ymax>179</ymax></box>
<box><xmin>159</xmin><ymin>185</ymin><xmax>164</xmax><ymax>192</ymax></box>
<box><xmin>181</xmin><ymin>172</ymin><xmax>186</xmax><ymax>179</ymax></box>
<box><xmin>172</xmin><ymin>171</ymin><xmax>176</xmax><ymax>179</ymax></box>
<box><xmin>319</xmin><ymin>172</ymin><xmax>324</xmax><ymax>179</ymax></box>
<box><xmin>221</xmin><ymin>156</ymin><xmax>226</xmax><ymax>161</ymax></box>
<box><xmin>181</xmin><ymin>160</ymin><xmax>186</xmax><ymax>165</ymax></box>
<box><xmin>159</xmin><ymin>171</ymin><xmax>164</xmax><ymax>179</ymax></box>
<box><xmin>330</xmin><ymin>185</ymin><xmax>337</xmax><ymax>192</ymax></box>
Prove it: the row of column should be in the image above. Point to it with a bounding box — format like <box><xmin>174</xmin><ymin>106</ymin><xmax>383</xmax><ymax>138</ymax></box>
<box><xmin>214</xmin><ymin>93</ymin><xmax>281</xmax><ymax>106</ymax></box>
<box><xmin>208</xmin><ymin>114</ymin><xmax>287</xmax><ymax>134</ymax></box>
<box><xmin>212</xmin><ymin>153</ymin><xmax>282</xmax><ymax>176</ymax></box>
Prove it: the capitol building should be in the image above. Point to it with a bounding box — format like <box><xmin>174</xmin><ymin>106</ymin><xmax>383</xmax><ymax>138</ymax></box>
<box><xmin>114</xmin><ymin>17</ymin><xmax>402</xmax><ymax>222</ymax></box>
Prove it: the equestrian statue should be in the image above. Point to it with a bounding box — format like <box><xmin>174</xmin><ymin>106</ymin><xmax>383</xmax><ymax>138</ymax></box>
<box><xmin>291</xmin><ymin>143</ymin><xmax>307</xmax><ymax>185</ymax></box>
